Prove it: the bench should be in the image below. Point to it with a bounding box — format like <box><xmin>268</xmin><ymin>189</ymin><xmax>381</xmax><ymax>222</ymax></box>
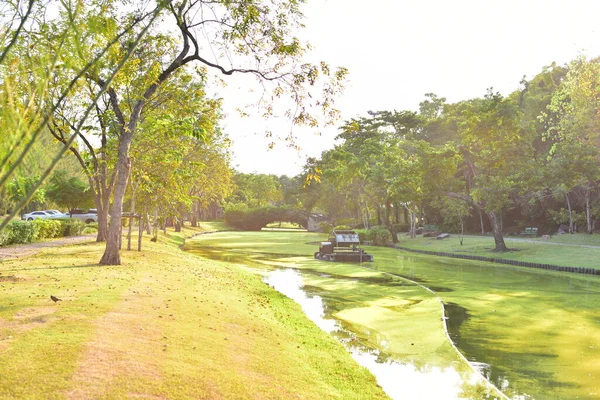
<box><xmin>520</xmin><ymin>227</ymin><xmax>538</xmax><ymax>237</ymax></box>
<box><xmin>423</xmin><ymin>224</ymin><xmax>439</xmax><ymax>232</ymax></box>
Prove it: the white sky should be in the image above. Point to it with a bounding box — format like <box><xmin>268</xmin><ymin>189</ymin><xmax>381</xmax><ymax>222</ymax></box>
<box><xmin>217</xmin><ymin>0</ymin><xmax>600</xmax><ymax>177</ymax></box>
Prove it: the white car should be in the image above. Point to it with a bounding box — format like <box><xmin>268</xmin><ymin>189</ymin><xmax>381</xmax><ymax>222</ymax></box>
<box><xmin>43</xmin><ymin>210</ymin><xmax>67</xmax><ymax>219</ymax></box>
<box><xmin>22</xmin><ymin>210</ymin><xmax>53</xmax><ymax>221</ymax></box>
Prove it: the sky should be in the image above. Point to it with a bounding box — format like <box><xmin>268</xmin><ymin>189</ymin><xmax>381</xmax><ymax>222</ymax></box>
<box><xmin>216</xmin><ymin>0</ymin><xmax>600</xmax><ymax>177</ymax></box>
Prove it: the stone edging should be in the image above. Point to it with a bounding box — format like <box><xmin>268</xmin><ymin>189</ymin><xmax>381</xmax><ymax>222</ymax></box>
<box><xmin>385</xmin><ymin>244</ymin><xmax>600</xmax><ymax>275</ymax></box>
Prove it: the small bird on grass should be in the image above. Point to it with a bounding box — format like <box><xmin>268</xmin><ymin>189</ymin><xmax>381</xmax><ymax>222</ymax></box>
<box><xmin>50</xmin><ymin>295</ymin><xmax>62</xmax><ymax>303</ymax></box>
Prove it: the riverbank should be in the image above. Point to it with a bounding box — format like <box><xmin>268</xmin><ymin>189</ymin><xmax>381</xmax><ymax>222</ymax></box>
<box><xmin>0</xmin><ymin>225</ymin><xmax>387</xmax><ymax>399</ymax></box>
<box><xmin>394</xmin><ymin>233</ymin><xmax>600</xmax><ymax>270</ymax></box>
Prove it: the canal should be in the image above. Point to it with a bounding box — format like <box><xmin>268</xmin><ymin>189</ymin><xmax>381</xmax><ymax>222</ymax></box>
<box><xmin>186</xmin><ymin>231</ymin><xmax>600</xmax><ymax>399</ymax></box>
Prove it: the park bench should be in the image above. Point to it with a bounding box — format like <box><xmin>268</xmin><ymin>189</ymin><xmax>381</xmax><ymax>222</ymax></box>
<box><xmin>423</xmin><ymin>224</ymin><xmax>439</xmax><ymax>232</ymax></box>
<box><xmin>520</xmin><ymin>227</ymin><xmax>538</xmax><ymax>237</ymax></box>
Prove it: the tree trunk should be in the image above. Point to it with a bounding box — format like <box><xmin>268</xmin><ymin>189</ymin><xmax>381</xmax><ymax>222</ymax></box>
<box><xmin>404</xmin><ymin>205</ymin><xmax>416</xmax><ymax>239</ymax></box>
<box><xmin>152</xmin><ymin>207</ymin><xmax>159</xmax><ymax>241</ymax></box>
<box><xmin>487</xmin><ymin>210</ymin><xmax>508</xmax><ymax>252</ymax></box>
<box><xmin>478</xmin><ymin>209</ymin><xmax>485</xmax><ymax>234</ymax></box>
<box><xmin>565</xmin><ymin>194</ymin><xmax>574</xmax><ymax>234</ymax></box>
<box><xmin>384</xmin><ymin>198</ymin><xmax>398</xmax><ymax>243</ymax></box>
<box><xmin>95</xmin><ymin>195</ymin><xmax>109</xmax><ymax>242</ymax></box>
<box><xmin>191</xmin><ymin>202</ymin><xmax>198</xmax><ymax>227</ymax></box>
<box><xmin>100</xmin><ymin>133</ymin><xmax>133</xmax><ymax>265</ymax></box>
<box><xmin>127</xmin><ymin>182</ymin><xmax>136</xmax><ymax>251</ymax></box>
<box><xmin>585</xmin><ymin>188</ymin><xmax>592</xmax><ymax>234</ymax></box>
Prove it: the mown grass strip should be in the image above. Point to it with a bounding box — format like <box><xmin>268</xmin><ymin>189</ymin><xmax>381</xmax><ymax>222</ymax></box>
<box><xmin>394</xmin><ymin>234</ymin><xmax>600</xmax><ymax>270</ymax></box>
<box><xmin>0</xmin><ymin>226</ymin><xmax>388</xmax><ymax>399</ymax></box>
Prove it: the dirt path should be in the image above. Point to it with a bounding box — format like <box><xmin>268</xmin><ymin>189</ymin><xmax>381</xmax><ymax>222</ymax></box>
<box><xmin>0</xmin><ymin>235</ymin><xmax>95</xmax><ymax>261</ymax></box>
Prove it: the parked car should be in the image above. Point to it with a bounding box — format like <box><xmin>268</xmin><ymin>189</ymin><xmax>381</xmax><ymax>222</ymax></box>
<box><xmin>43</xmin><ymin>210</ymin><xmax>67</xmax><ymax>219</ymax></box>
<box><xmin>66</xmin><ymin>209</ymin><xmax>98</xmax><ymax>224</ymax></box>
<box><xmin>22</xmin><ymin>210</ymin><xmax>53</xmax><ymax>221</ymax></box>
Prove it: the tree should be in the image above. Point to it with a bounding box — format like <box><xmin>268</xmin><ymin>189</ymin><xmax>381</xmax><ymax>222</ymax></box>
<box><xmin>45</xmin><ymin>170</ymin><xmax>94</xmax><ymax>212</ymax></box>
<box><xmin>447</xmin><ymin>90</ymin><xmax>534</xmax><ymax>251</ymax></box>
<box><xmin>230</xmin><ymin>173</ymin><xmax>282</xmax><ymax>208</ymax></box>
<box><xmin>544</xmin><ymin>56</ymin><xmax>600</xmax><ymax>234</ymax></box>
<box><xmin>6</xmin><ymin>176</ymin><xmax>46</xmax><ymax>213</ymax></box>
<box><xmin>0</xmin><ymin>0</ymin><xmax>159</xmax><ymax>234</ymax></box>
<box><xmin>71</xmin><ymin>1</ymin><xmax>348</xmax><ymax>265</ymax></box>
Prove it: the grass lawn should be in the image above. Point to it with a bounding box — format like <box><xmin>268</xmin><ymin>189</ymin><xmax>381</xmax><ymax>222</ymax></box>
<box><xmin>0</xmin><ymin>225</ymin><xmax>387</xmax><ymax>399</ymax></box>
<box><xmin>395</xmin><ymin>233</ymin><xmax>600</xmax><ymax>269</ymax></box>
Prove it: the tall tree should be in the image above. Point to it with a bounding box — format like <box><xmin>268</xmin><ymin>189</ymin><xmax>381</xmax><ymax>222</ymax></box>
<box><xmin>545</xmin><ymin>56</ymin><xmax>600</xmax><ymax>233</ymax></box>
<box><xmin>447</xmin><ymin>90</ymin><xmax>533</xmax><ymax>251</ymax></box>
<box><xmin>72</xmin><ymin>1</ymin><xmax>348</xmax><ymax>265</ymax></box>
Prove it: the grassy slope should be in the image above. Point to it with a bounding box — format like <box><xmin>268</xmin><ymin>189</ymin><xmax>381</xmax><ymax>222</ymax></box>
<box><xmin>395</xmin><ymin>233</ymin><xmax>600</xmax><ymax>269</ymax></box>
<box><xmin>0</xmin><ymin>226</ymin><xmax>387</xmax><ymax>399</ymax></box>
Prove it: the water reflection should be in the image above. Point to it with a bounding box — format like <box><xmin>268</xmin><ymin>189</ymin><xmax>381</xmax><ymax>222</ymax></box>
<box><xmin>264</xmin><ymin>268</ymin><xmax>488</xmax><ymax>400</ymax></box>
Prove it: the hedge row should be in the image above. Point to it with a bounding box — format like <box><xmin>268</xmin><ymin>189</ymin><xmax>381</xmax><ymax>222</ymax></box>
<box><xmin>0</xmin><ymin>218</ymin><xmax>86</xmax><ymax>247</ymax></box>
<box><xmin>224</xmin><ymin>206</ymin><xmax>307</xmax><ymax>231</ymax></box>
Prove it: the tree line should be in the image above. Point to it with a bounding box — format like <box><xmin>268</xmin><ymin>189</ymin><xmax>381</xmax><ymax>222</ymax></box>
<box><xmin>225</xmin><ymin>59</ymin><xmax>600</xmax><ymax>252</ymax></box>
<box><xmin>0</xmin><ymin>0</ymin><xmax>347</xmax><ymax>265</ymax></box>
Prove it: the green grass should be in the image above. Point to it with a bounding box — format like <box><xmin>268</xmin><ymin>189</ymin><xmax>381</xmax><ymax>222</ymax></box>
<box><xmin>0</xmin><ymin>225</ymin><xmax>387</xmax><ymax>399</ymax></box>
<box><xmin>395</xmin><ymin>233</ymin><xmax>600</xmax><ymax>269</ymax></box>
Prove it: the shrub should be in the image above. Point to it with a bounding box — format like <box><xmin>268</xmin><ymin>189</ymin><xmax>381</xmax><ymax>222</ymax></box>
<box><xmin>319</xmin><ymin>222</ymin><xmax>334</xmax><ymax>234</ymax></box>
<box><xmin>369</xmin><ymin>225</ymin><xmax>392</xmax><ymax>246</ymax></box>
<box><xmin>333</xmin><ymin>225</ymin><xmax>351</xmax><ymax>230</ymax></box>
<box><xmin>32</xmin><ymin>219</ymin><xmax>62</xmax><ymax>239</ymax></box>
<box><xmin>355</xmin><ymin>228</ymin><xmax>371</xmax><ymax>242</ymax></box>
<box><xmin>392</xmin><ymin>223</ymin><xmax>410</xmax><ymax>233</ymax></box>
<box><xmin>58</xmin><ymin>218</ymin><xmax>86</xmax><ymax>236</ymax></box>
<box><xmin>83</xmin><ymin>225</ymin><xmax>98</xmax><ymax>235</ymax></box>
<box><xmin>0</xmin><ymin>220</ymin><xmax>38</xmax><ymax>245</ymax></box>
<box><xmin>0</xmin><ymin>226</ymin><xmax>11</xmax><ymax>246</ymax></box>
<box><xmin>224</xmin><ymin>206</ymin><xmax>307</xmax><ymax>231</ymax></box>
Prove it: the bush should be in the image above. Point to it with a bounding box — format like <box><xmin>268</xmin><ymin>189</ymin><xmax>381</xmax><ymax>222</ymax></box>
<box><xmin>58</xmin><ymin>218</ymin><xmax>86</xmax><ymax>236</ymax></box>
<box><xmin>369</xmin><ymin>225</ymin><xmax>392</xmax><ymax>246</ymax></box>
<box><xmin>83</xmin><ymin>225</ymin><xmax>98</xmax><ymax>235</ymax></box>
<box><xmin>392</xmin><ymin>223</ymin><xmax>410</xmax><ymax>233</ymax></box>
<box><xmin>355</xmin><ymin>228</ymin><xmax>372</xmax><ymax>242</ymax></box>
<box><xmin>0</xmin><ymin>228</ymin><xmax>9</xmax><ymax>246</ymax></box>
<box><xmin>0</xmin><ymin>220</ymin><xmax>38</xmax><ymax>246</ymax></box>
<box><xmin>224</xmin><ymin>206</ymin><xmax>307</xmax><ymax>231</ymax></box>
<box><xmin>319</xmin><ymin>222</ymin><xmax>334</xmax><ymax>234</ymax></box>
<box><xmin>32</xmin><ymin>219</ymin><xmax>62</xmax><ymax>239</ymax></box>
<box><xmin>333</xmin><ymin>225</ymin><xmax>352</xmax><ymax>230</ymax></box>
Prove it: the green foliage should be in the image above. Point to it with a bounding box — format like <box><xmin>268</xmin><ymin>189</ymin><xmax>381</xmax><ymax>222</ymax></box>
<box><xmin>230</xmin><ymin>173</ymin><xmax>283</xmax><ymax>208</ymax></box>
<box><xmin>6</xmin><ymin>176</ymin><xmax>46</xmax><ymax>213</ymax></box>
<box><xmin>31</xmin><ymin>219</ymin><xmax>62</xmax><ymax>239</ymax></box>
<box><xmin>332</xmin><ymin>225</ymin><xmax>352</xmax><ymax>230</ymax></box>
<box><xmin>318</xmin><ymin>222</ymin><xmax>334</xmax><ymax>233</ymax></box>
<box><xmin>45</xmin><ymin>170</ymin><xmax>94</xmax><ymax>211</ymax></box>
<box><xmin>393</xmin><ymin>223</ymin><xmax>410</xmax><ymax>233</ymax></box>
<box><xmin>0</xmin><ymin>221</ymin><xmax>38</xmax><ymax>246</ymax></box>
<box><xmin>58</xmin><ymin>218</ymin><xmax>86</xmax><ymax>237</ymax></box>
<box><xmin>224</xmin><ymin>205</ymin><xmax>307</xmax><ymax>231</ymax></box>
<box><xmin>355</xmin><ymin>228</ymin><xmax>372</xmax><ymax>242</ymax></box>
<box><xmin>369</xmin><ymin>226</ymin><xmax>392</xmax><ymax>246</ymax></box>
<box><xmin>0</xmin><ymin>218</ymin><xmax>86</xmax><ymax>247</ymax></box>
